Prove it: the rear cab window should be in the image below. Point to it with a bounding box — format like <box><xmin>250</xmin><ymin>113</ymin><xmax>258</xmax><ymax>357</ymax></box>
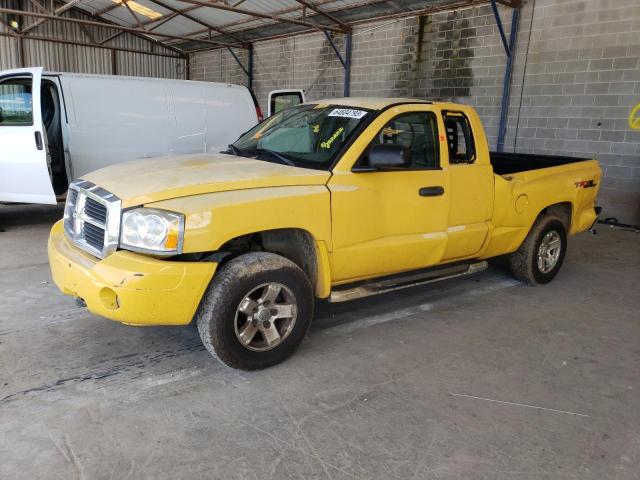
<box><xmin>443</xmin><ymin>111</ymin><xmax>475</xmax><ymax>164</ymax></box>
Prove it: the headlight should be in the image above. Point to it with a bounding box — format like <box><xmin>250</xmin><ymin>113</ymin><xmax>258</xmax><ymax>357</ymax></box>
<box><xmin>120</xmin><ymin>208</ymin><xmax>184</xmax><ymax>255</ymax></box>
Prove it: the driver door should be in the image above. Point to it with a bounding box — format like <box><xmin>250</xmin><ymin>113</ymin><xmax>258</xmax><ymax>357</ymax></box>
<box><xmin>0</xmin><ymin>67</ymin><xmax>56</xmax><ymax>204</ymax></box>
<box><xmin>328</xmin><ymin>105</ymin><xmax>450</xmax><ymax>283</ymax></box>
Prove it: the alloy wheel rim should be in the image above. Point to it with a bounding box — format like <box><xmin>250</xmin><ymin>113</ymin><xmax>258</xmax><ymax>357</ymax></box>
<box><xmin>537</xmin><ymin>230</ymin><xmax>562</xmax><ymax>274</ymax></box>
<box><xmin>234</xmin><ymin>282</ymin><xmax>298</xmax><ymax>352</ymax></box>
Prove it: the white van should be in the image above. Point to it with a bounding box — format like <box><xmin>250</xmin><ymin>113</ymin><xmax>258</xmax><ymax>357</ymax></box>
<box><xmin>0</xmin><ymin>67</ymin><xmax>304</xmax><ymax>205</ymax></box>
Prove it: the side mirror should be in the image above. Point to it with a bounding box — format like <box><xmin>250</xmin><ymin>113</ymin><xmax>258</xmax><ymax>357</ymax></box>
<box><xmin>368</xmin><ymin>144</ymin><xmax>411</xmax><ymax>169</ymax></box>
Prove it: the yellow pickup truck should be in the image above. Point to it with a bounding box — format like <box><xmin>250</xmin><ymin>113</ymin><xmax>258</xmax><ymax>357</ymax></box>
<box><xmin>48</xmin><ymin>98</ymin><xmax>601</xmax><ymax>369</ymax></box>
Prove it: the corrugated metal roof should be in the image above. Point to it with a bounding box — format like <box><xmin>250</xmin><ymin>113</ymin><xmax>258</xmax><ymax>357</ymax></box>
<box><xmin>25</xmin><ymin>0</ymin><xmax>505</xmax><ymax>53</ymax></box>
<box><xmin>0</xmin><ymin>6</ymin><xmax>185</xmax><ymax>77</ymax></box>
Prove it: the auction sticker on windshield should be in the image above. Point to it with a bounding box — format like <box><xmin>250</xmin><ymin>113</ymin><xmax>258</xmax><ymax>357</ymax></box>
<box><xmin>329</xmin><ymin>108</ymin><xmax>367</xmax><ymax>119</ymax></box>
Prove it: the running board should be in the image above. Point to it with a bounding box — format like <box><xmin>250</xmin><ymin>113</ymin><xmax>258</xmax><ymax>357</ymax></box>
<box><xmin>328</xmin><ymin>261</ymin><xmax>488</xmax><ymax>303</ymax></box>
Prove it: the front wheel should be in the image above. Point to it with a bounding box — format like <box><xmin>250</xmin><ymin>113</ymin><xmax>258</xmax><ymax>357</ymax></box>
<box><xmin>508</xmin><ymin>215</ymin><xmax>567</xmax><ymax>285</ymax></box>
<box><xmin>195</xmin><ymin>252</ymin><xmax>314</xmax><ymax>370</ymax></box>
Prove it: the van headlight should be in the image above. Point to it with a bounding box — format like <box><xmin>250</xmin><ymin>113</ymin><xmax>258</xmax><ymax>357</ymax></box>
<box><xmin>120</xmin><ymin>208</ymin><xmax>184</xmax><ymax>255</ymax></box>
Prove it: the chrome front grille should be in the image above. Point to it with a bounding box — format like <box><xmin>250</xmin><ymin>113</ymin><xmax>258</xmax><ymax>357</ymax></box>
<box><xmin>63</xmin><ymin>188</ymin><xmax>78</xmax><ymax>233</ymax></box>
<box><xmin>83</xmin><ymin>219</ymin><xmax>107</xmax><ymax>251</ymax></box>
<box><xmin>84</xmin><ymin>198</ymin><xmax>108</xmax><ymax>224</ymax></box>
<box><xmin>63</xmin><ymin>180</ymin><xmax>121</xmax><ymax>258</ymax></box>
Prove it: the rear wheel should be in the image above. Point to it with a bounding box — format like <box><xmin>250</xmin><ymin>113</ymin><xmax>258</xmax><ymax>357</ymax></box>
<box><xmin>508</xmin><ymin>215</ymin><xmax>567</xmax><ymax>285</ymax></box>
<box><xmin>196</xmin><ymin>252</ymin><xmax>314</xmax><ymax>370</ymax></box>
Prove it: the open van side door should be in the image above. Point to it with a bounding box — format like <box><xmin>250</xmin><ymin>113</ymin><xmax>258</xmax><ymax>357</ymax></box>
<box><xmin>267</xmin><ymin>89</ymin><xmax>305</xmax><ymax>117</ymax></box>
<box><xmin>0</xmin><ymin>67</ymin><xmax>56</xmax><ymax>204</ymax></box>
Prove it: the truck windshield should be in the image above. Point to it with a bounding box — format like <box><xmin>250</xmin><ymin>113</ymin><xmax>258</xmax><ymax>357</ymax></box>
<box><xmin>231</xmin><ymin>104</ymin><xmax>372</xmax><ymax>169</ymax></box>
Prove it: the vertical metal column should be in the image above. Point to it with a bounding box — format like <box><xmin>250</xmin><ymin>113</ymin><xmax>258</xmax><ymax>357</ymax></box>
<box><xmin>497</xmin><ymin>7</ymin><xmax>520</xmax><ymax>152</ymax></box>
<box><xmin>324</xmin><ymin>30</ymin><xmax>353</xmax><ymax>97</ymax></box>
<box><xmin>111</xmin><ymin>49</ymin><xmax>117</xmax><ymax>75</ymax></box>
<box><xmin>17</xmin><ymin>35</ymin><xmax>25</xmax><ymax>67</ymax></box>
<box><xmin>344</xmin><ymin>32</ymin><xmax>352</xmax><ymax>97</ymax></box>
<box><xmin>491</xmin><ymin>0</ymin><xmax>521</xmax><ymax>152</ymax></box>
<box><xmin>247</xmin><ymin>43</ymin><xmax>254</xmax><ymax>91</ymax></box>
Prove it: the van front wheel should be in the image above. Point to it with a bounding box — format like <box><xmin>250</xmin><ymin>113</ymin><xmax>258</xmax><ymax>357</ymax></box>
<box><xmin>196</xmin><ymin>252</ymin><xmax>314</xmax><ymax>370</ymax></box>
<box><xmin>509</xmin><ymin>215</ymin><xmax>567</xmax><ymax>285</ymax></box>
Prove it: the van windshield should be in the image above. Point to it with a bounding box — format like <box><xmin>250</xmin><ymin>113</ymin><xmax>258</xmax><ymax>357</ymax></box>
<box><xmin>231</xmin><ymin>104</ymin><xmax>372</xmax><ymax>169</ymax></box>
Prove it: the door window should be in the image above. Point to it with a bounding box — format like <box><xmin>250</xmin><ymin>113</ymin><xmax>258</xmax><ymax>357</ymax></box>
<box><xmin>367</xmin><ymin>112</ymin><xmax>440</xmax><ymax>169</ymax></box>
<box><xmin>270</xmin><ymin>91</ymin><xmax>304</xmax><ymax>116</ymax></box>
<box><xmin>443</xmin><ymin>113</ymin><xmax>475</xmax><ymax>164</ymax></box>
<box><xmin>0</xmin><ymin>78</ymin><xmax>33</xmax><ymax>126</ymax></box>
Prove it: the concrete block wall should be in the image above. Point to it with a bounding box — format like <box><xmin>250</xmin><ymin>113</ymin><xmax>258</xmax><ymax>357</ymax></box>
<box><xmin>189</xmin><ymin>48</ymin><xmax>248</xmax><ymax>85</ymax></box>
<box><xmin>190</xmin><ymin>17</ymin><xmax>423</xmax><ymax>114</ymax></box>
<box><xmin>349</xmin><ymin>17</ymin><xmax>423</xmax><ymax>98</ymax></box>
<box><xmin>414</xmin><ymin>5</ymin><xmax>515</xmax><ymax>147</ymax></box>
<box><xmin>504</xmin><ymin>0</ymin><xmax>640</xmax><ymax>225</ymax></box>
<box><xmin>190</xmin><ymin>0</ymin><xmax>640</xmax><ymax>224</ymax></box>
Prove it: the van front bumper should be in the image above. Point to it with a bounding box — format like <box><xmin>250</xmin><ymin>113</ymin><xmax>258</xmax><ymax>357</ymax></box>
<box><xmin>48</xmin><ymin>220</ymin><xmax>216</xmax><ymax>326</ymax></box>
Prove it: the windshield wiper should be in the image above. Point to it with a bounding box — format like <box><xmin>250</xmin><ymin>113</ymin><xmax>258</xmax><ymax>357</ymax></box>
<box><xmin>226</xmin><ymin>144</ymin><xmax>244</xmax><ymax>156</ymax></box>
<box><xmin>254</xmin><ymin>148</ymin><xmax>296</xmax><ymax>166</ymax></box>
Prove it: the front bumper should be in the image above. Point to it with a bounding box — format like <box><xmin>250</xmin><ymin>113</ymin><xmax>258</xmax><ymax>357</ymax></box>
<box><xmin>48</xmin><ymin>220</ymin><xmax>217</xmax><ymax>326</ymax></box>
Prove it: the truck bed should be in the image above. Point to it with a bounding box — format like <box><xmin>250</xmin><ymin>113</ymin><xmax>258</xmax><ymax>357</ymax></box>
<box><xmin>490</xmin><ymin>152</ymin><xmax>590</xmax><ymax>175</ymax></box>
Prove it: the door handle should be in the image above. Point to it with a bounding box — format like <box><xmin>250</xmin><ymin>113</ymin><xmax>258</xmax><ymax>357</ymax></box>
<box><xmin>419</xmin><ymin>186</ymin><xmax>444</xmax><ymax>197</ymax></box>
<box><xmin>35</xmin><ymin>131</ymin><xmax>43</xmax><ymax>150</ymax></box>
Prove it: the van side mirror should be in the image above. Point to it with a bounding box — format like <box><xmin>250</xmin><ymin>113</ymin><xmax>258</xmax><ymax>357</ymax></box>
<box><xmin>368</xmin><ymin>144</ymin><xmax>411</xmax><ymax>169</ymax></box>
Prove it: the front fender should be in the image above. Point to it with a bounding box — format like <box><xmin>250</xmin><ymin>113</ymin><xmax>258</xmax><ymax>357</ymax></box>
<box><xmin>147</xmin><ymin>186</ymin><xmax>332</xmax><ymax>254</ymax></box>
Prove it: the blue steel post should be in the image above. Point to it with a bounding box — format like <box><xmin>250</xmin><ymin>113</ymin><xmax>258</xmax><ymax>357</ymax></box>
<box><xmin>491</xmin><ymin>0</ymin><xmax>512</xmax><ymax>57</ymax></box>
<box><xmin>493</xmin><ymin>3</ymin><xmax>521</xmax><ymax>152</ymax></box>
<box><xmin>324</xmin><ymin>30</ymin><xmax>352</xmax><ymax>97</ymax></box>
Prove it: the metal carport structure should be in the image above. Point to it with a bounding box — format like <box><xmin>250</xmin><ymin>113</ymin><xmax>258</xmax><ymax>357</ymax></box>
<box><xmin>1</xmin><ymin>0</ymin><xmax>521</xmax><ymax>146</ymax></box>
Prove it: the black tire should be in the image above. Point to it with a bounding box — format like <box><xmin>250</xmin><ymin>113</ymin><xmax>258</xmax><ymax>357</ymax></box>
<box><xmin>195</xmin><ymin>252</ymin><xmax>314</xmax><ymax>370</ymax></box>
<box><xmin>508</xmin><ymin>215</ymin><xmax>567</xmax><ymax>285</ymax></box>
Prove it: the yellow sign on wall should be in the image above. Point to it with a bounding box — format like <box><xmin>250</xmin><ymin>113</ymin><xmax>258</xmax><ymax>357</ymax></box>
<box><xmin>630</xmin><ymin>103</ymin><xmax>640</xmax><ymax>131</ymax></box>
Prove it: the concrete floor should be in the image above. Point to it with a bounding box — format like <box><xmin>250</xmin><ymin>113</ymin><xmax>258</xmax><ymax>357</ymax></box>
<box><xmin>0</xmin><ymin>203</ymin><xmax>639</xmax><ymax>480</ymax></box>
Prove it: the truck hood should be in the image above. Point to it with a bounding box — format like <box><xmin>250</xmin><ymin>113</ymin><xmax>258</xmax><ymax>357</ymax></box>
<box><xmin>82</xmin><ymin>153</ymin><xmax>331</xmax><ymax>208</ymax></box>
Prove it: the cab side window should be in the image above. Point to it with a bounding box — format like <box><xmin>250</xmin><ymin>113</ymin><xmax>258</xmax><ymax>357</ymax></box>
<box><xmin>368</xmin><ymin>112</ymin><xmax>440</xmax><ymax>169</ymax></box>
<box><xmin>443</xmin><ymin>113</ymin><xmax>475</xmax><ymax>164</ymax></box>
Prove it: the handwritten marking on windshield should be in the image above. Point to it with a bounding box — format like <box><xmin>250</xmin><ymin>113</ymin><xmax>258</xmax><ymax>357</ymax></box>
<box><xmin>321</xmin><ymin>127</ymin><xmax>344</xmax><ymax>149</ymax></box>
